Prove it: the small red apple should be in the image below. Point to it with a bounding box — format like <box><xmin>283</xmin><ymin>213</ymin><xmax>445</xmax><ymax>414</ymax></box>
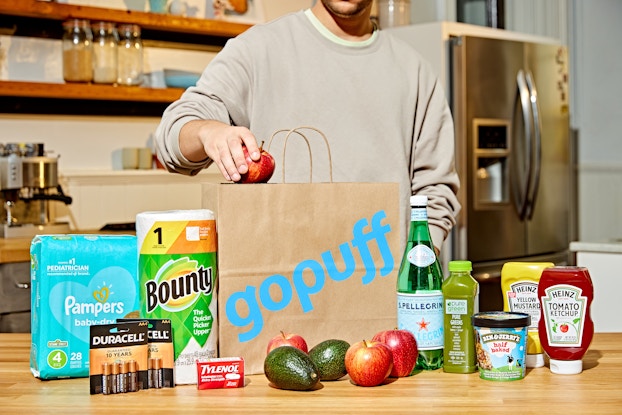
<box><xmin>266</xmin><ymin>331</ymin><xmax>308</xmax><ymax>355</ymax></box>
<box><xmin>372</xmin><ymin>329</ymin><xmax>418</xmax><ymax>377</ymax></box>
<box><xmin>238</xmin><ymin>142</ymin><xmax>275</xmax><ymax>184</ymax></box>
<box><xmin>344</xmin><ymin>340</ymin><xmax>393</xmax><ymax>387</ymax></box>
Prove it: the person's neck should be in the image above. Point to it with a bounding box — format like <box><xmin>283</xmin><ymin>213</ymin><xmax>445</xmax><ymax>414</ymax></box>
<box><xmin>310</xmin><ymin>3</ymin><xmax>375</xmax><ymax>42</ymax></box>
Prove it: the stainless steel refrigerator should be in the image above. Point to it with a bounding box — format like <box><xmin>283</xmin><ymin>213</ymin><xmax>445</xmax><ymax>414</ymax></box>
<box><xmin>389</xmin><ymin>23</ymin><xmax>575</xmax><ymax>311</ymax></box>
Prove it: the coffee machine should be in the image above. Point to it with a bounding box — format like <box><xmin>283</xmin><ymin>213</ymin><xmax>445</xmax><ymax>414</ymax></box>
<box><xmin>0</xmin><ymin>143</ymin><xmax>72</xmax><ymax>238</ymax></box>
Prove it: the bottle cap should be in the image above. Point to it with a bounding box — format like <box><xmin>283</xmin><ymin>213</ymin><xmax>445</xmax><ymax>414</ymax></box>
<box><xmin>549</xmin><ymin>358</ymin><xmax>583</xmax><ymax>375</ymax></box>
<box><xmin>526</xmin><ymin>353</ymin><xmax>545</xmax><ymax>368</ymax></box>
<box><xmin>448</xmin><ymin>260</ymin><xmax>472</xmax><ymax>272</ymax></box>
<box><xmin>410</xmin><ymin>195</ymin><xmax>427</xmax><ymax>206</ymax></box>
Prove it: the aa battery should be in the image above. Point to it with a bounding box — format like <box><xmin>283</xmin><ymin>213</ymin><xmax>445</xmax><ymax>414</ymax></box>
<box><xmin>111</xmin><ymin>361</ymin><xmax>120</xmax><ymax>394</ymax></box>
<box><xmin>119</xmin><ymin>361</ymin><xmax>128</xmax><ymax>393</ymax></box>
<box><xmin>101</xmin><ymin>362</ymin><xmax>113</xmax><ymax>395</ymax></box>
<box><xmin>149</xmin><ymin>357</ymin><xmax>163</xmax><ymax>389</ymax></box>
<box><xmin>128</xmin><ymin>360</ymin><xmax>139</xmax><ymax>392</ymax></box>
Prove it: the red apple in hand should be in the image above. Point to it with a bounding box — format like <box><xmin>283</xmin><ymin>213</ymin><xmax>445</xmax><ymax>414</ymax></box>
<box><xmin>266</xmin><ymin>331</ymin><xmax>308</xmax><ymax>354</ymax></box>
<box><xmin>238</xmin><ymin>142</ymin><xmax>275</xmax><ymax>183</ymax></box>
<box><xmin>372</xmin><ymin>329</ymin><xmax>418</xmax><ymax>377</ymax></box>
<box><xmin>345</xmin><ymin>340</ymin><xmax>393</xmax><ymax>387</ymax></box>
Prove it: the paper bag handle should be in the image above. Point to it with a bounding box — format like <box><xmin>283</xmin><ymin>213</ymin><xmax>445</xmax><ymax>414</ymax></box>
<box><xmin>266</xmin><ymin>126</ymin><xmax>333</xmax><ymax>183</ymax></box>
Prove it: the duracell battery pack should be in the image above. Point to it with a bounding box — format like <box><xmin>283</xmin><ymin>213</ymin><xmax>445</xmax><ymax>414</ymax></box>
<box><xmin>89</xmin><ymin>321</ymin><xmax>149</xmax><ymax>395</ymax></box>
<box><xmin>118</xmin><ymin>318</ymin><xmax>175</xmax><ymax>388</ymax></box>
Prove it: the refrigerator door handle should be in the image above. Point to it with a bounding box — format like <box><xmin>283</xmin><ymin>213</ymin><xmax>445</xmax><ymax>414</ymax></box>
<box><xmin>513</xmin><ymin>69</ymin><xmax>532</xmax><ymax>220</ymax></box>
<box><xmin>525</xmin><ymin>70</ymin><xmax>542</xmax><ymax>220</ymax></box>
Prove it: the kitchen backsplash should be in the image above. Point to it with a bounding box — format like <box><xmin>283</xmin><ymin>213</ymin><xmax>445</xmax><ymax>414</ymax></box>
<box><xmin>53</xmin><ymin>168</ymin><xmax>223</xmax><ymax>230</ymax></box>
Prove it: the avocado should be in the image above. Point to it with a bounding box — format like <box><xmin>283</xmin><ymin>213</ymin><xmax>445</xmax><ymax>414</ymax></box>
<box><xmin>308</xmin><ymin>339</ymin><xmax>350</xmax><ymax>381</ymax></box>
<box><xmin>264</xmin><ymin>346</ymin><xmax>320</xmax><ymax>391</ymax></box>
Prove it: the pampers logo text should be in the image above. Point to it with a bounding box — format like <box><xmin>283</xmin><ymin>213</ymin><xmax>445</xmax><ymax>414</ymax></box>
<box><xmin>225</xmin><ymin>210</ymin><xmax>394</xmax><ymax>342</ymax></box>
<box><xmin>65</xmin><ymin>283</ymin><xmax>124</xmax><ymax>326</ymax></box>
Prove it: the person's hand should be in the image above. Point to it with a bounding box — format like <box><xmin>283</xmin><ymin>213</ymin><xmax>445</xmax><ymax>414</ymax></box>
<box><xmin>181</xmin><ymin>120</ymin><xmax>262</xmax><ymax>182</ymax></box>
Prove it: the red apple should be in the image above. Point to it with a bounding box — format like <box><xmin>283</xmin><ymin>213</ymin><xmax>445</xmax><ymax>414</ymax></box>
<box><xmin>266</xmin><ymin>331</ymin><xmax>308</xmax><ymax>354</ymax></box>
<box><xmin>344</xmin><ymin>340</ymin><xmax>393</xmax><ymax>387</ymax></box>
<box><xmin>238</xmin><ymin>142</ymin><xmax>275</xmax><ymax>183</ymax></box>
<box><xmin>372</xmin><ymin>329</ymin><xmax>418</xmax><ymax>377</ymax></box>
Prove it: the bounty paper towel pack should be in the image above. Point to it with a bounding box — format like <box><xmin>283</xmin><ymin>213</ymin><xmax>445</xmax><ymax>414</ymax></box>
<box><xmin>136</xmin><ymin>210</ymin><xmax>218</xmax><ymax>385</ymax></box>
<box><xmin>30</xmin><ymin>235</ymin><xmax>139</xmax><ymax>380</ymax></box>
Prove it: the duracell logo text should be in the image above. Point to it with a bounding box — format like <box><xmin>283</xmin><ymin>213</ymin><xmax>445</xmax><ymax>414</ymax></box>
<box><xmin>145</xmin><ymin>266</ymin><xmax>214</xmax><ymax>313</ymax></box>
<box><xmin>147</xmin><ymin>330</ymin><xmax>171</xmax><ymax>341</ymax></box>
<box><xmin>92</xmin><ymin>333</ymin><xmax>146</xmax><ymax>346</ymax></box>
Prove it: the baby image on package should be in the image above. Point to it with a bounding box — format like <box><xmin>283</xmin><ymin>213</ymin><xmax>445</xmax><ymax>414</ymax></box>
<box><xmin>30</xmin><ymin>235</ymin><xmax>139</xmax><ymax>380</ymax></box>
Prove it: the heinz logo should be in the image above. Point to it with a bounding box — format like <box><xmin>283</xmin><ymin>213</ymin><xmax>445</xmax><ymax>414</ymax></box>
<box><xmin>225</xmin><ymin>210</ymin><xmax>394</xmax><ymax>342</ymax></box>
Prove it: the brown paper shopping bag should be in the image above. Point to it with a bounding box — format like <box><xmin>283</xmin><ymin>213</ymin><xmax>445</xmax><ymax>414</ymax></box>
<box><xmin>202</xmin><ymin>127</ymin><xmax>401</xmax><ymax>374</ymax></box>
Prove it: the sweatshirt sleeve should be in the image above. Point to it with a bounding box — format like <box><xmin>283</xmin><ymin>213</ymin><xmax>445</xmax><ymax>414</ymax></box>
<box><xmin>154</xmin><ymin>36</ymin><xmax>254</xmax><ymax>176</ymax></box>
<box><xmin>411</xmin><ymin>68</ymin><xmax>461</xmax><ymax>250</ymax></box>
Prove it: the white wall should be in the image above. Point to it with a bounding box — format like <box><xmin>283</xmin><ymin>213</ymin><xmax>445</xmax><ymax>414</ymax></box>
<box><xmin>570</xmin><ymin>0</ymin><xmax>622</xmax><ymax>241</ymax></box>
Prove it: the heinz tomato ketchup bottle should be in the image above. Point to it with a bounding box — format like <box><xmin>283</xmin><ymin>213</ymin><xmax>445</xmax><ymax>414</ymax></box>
<box><xmin>538</xmin><ymin>266</ymin><xmax>594</xmax><ymax>375</ymax></box>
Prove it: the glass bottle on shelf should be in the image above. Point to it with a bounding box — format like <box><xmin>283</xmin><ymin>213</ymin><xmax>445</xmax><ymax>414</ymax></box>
<box><xmin>62</xmin><ymin>19</ymin><xmax>94</xmax><ymax>83</ymax></box>
<box><xmin>92</xmin><ymin>21</ymin><xmax>119</xmax><ymax>84</ymax></box>
<box><xmin>397</xmin><ymin>195</ymin><xmax>444</xmax><ymax>370</ymax></box>
<box><xmin>117</xmin><ymin>24</ymin><xmax>144</xmax><ymax>86</ymax></box>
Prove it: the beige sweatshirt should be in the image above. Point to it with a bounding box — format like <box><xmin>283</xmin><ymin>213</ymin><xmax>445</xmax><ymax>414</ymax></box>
<box><xmin>155</xmin><ymin>10</ymin><xmax>460</xmax><ymax>251</ymax></box>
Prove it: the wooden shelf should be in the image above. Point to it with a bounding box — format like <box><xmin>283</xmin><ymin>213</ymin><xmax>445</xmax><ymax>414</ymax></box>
<box><xmin>0</xmin><ymin>80</ymin><xmax>184</xmax><ymax>103</ymax></box>
<box><xmin>0</xmin><ymin>1</ymin><xmax>252</xmax><ymax>38</ymax></box>
<box><xmin>0</xmin><ymin>1</ymin><xmax>251</xmax><ymax>114</ymax></box>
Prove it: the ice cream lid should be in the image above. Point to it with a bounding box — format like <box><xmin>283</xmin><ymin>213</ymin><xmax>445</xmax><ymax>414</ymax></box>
<box><xmin>472</xmin><ymin>311</ymin><xmax>531</xmax><ymax>328</ymax></box>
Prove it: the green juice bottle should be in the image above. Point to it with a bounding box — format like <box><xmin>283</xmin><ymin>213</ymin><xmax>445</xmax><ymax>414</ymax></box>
<box><xmin>397</xmin><ymin>195</ymin><xmax>444</xmax><ymax>371</ymax></box>
<box><xmin>442</xmin><ymin>260</ymin><xmax>479</xmax><ymax>373</ymax></box>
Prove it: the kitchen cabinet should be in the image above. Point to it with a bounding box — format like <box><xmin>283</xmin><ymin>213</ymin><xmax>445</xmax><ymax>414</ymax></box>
<box><xmin>0</xmin><ymin>262</ymin><xmax>30</xmax><ymax>333</ymax></box>
<box><xmin>570</xmin><ymin>240</ymin><xmax>622</xmax><ymax>333</ymax></box>
<box><xmin>409</xmin><ymin>0</ymin><xmax>567</xmax><ymax>44</ymax></box>
<box><xmin>0</xmin><ymin>1</ymin><xmax>252</xmax><ymax>113</ymax></box>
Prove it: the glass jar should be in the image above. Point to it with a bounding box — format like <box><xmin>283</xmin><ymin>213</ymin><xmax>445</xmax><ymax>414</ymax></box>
<box><xmin>377</xmin><ymin>0</ymin><xmax>411</xmax><ymax>29</ymax></box>
<box><xmin>62</xmin><ymin>19</ymin><xmax>94</xmax><ymax>83</ymax></box>
<box><xmin>117</xmin><ymin>24</ymin><xmax>143</xmax><ymax>86</ymax></box>
<box><xmin>92</xmin><ymin>21</ymin><xmax>119</xmax><ymax>84</ymax></box>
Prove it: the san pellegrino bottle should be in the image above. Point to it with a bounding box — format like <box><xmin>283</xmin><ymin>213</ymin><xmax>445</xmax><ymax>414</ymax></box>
<box><xmin>397</xmin><ymin>195</ymin><xmax>444</xmax><ymax>370</ymax></box>
<box><xmin>442</xmin><ymin>260</ymin><xmax>479</xmax><ymax>373</ymax></box>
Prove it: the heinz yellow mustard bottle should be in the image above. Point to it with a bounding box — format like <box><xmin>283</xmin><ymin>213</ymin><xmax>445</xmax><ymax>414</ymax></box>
<box><xmin>501</xmin><ymin>262</ymin><xmax>554</xmax><ymax>368</ymax></box>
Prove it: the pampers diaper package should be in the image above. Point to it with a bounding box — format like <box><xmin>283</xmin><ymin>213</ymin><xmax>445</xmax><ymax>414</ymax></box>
<box><xmin>30</xmin><ymin>235</ymin><xmax>139</xmax><ymax>379</ymax></box>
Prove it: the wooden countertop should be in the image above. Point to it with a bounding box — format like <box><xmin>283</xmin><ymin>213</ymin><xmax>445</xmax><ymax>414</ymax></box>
<box><xmin>1</xmin><ymin>333</ymin><xmax>621</xmax><ymax>414</ymax></box>
<box><xmin>0</xmin><ymin>237</ymin><xmax>32</xmax><ymax>263</ymax></box>
<box><xmin>570</xmin><ymin>240</ymin><xmax>622</xmax><ymax>254</ymax></box>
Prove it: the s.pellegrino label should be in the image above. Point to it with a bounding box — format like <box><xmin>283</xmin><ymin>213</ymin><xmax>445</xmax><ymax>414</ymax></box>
<box><xmin>398</xmin><ymin>290</ymin><xmax>444</xmax><ymax>350</ymax></box>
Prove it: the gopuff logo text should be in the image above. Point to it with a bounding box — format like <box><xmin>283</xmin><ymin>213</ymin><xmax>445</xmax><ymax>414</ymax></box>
<box><xmin>225</xmin><ymin>210</ymin><xmax>394</xmax><ymax>342</ymax></box>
